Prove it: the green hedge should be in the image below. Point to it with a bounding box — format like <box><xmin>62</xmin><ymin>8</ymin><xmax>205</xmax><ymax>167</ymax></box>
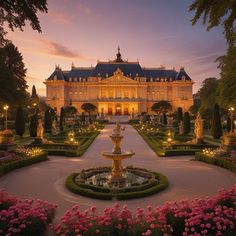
<box><xmin>0</xmin><ymin>153</ymin><xmax>48</xmax><ymax>177</ymax></box>
<box><xmin>65</xmin><ymin>173</ymin><xmax>113</xmax><ymax>200</ymax></box>
<box><xmin>195</xmin><ymin>152</ymin><xmax>236</xmax><ymax>173</ymax></box>
<box><xmin>116</xmin><ymin>172</ymin><xmax>169</xmax><ymax>200</ymax></box>
<box><xmin>26</xmin><ymin>132</ymin><xmax>100</xmax><ymax>157</ymax></box>
<box><xmin>66</xmin><ymin>171</ymin><xmax>169</xmax><ymax>200</ymax></box>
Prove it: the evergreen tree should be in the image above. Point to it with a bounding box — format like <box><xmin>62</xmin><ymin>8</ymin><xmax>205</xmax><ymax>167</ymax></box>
<box><xmin>44</xmin><ymin>108</ymin><xmax>52</xmax><ymax>133</ymax></box>
<box><xmin>29</xmin><ymin>113</ymin><xmax>38</xmax><ymax>137</ymax></box>
<box><xmin>59</xmin><ymin>107</ymin><xmax>64</xmax><ymax>131</ymax></box>
<box><xmin>211</xmin><ymin>103</ymin><xmax>223</xmax><ymax>139</ymax></box>
<box><xmin>15</xmin><ymin>106</ymin><xmax>25</xmax><ymax>137</ymax></box>
<box><xmin>177</xmin><ymin>107</ymin><xmax>183</xmax><ymax>123</ymax></box>
<box><xmin>163</xmin><ymin>113</ymin><xmax>167</xmax><ymax>125</ymax></box>
<box><xmin>31</xmin><ymin>85</ymin><xmax>37</xmax><ymax>98</ymax></box>
<box><xmin>183</xmin><ymin>112</ymin><xmax>191</xmax><ymax>134</ymax></box>
<box><xmin>0</xmin><ymin>43</ymin><xmax>28</xmax><ymax>105</ymax></box>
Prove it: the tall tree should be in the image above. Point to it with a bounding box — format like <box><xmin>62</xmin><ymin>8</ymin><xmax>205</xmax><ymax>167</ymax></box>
<box><xmin>211</xmin><ymin>103</ymin><xmax>223</xmax><ymax>139</ymax></box>
<box><xmin>151</xmin><ymin>101</ymin><xmax>172</xmax><ymax>114</ymax></box>
<box><xmin>217</xmin><ymin>46</ymin><xmax>236</xmax><ymax>108</ymax></box>
<box><xmin>177</xmin><ymin>107</ymin><xmax>183</xmax><ymax>123</ymax></box>
<box><xmin>189</xmin><ymin>0</ymin><xmax>236</xmax><ymax>46</ymax></box>
<box><xmin>198</xmin><ymin>78</ymin><xmax>219</xmax><ymax>111</ymax></box>
<box><xmin>44</xmin><ymin>108</ymin><xmax>52</xmax><ymax>133</ymax></box>
<box><xmin>0</xmin><ymin>0</ymin><xmax>48</xmax><ymax>44</ymax></box>
<box><xmin>183</xmin><ymin>112</ymin><xmax>191</xmax><ymax>134</ymax></box>
<box><xmin>59</xmin><ymin>107</ymin><xmax>64</xmax><ymax>131</ymax></box>
<box><xmin>15</xmin><ymin>106</ymin><xmax>25</xmax><ymax>137</ymax></box>
<box><xmin>31</xmin><ymin>85</ymin><xmax>38</xmax><ymax>99</ymax></box>
<box><xmin>0</xmin><ymin>43</ymin><xmax>28</xmax><ymax>106</ymax></box>
<box><xmin>29</xmin><ymin>113</ymin><xmax>38</xmax><ymax>137</ymax></box>
<box><xmin>81</xmin><ymin>103</ymin><xmax>97</xmax><ymax>122</ymax></box>
<box><xmin>64</xmin><ymin>106</ymin><xmax>77</xmax><ymax>116</ymax></box>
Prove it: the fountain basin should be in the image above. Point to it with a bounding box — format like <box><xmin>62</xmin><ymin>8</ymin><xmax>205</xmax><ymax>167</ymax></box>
<box><xmin>66</xmin><ymin>166</ymin><xmax>169</xmax><ymax>200</ymax></box>
<box><xmin>102</xmin><ymin>151</ymin><xmax>135</xmax><ymax>159</ymax></box>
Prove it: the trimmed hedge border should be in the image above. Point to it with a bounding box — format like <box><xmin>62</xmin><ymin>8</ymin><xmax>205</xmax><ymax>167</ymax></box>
<box><xmin>66</xmin><ymin>173</ymin><xmax>113</xmax><ymax>200</ymax></box>
<box><xmin>27</xmin><ymin>132</ymin><xmax>100</xmax><ymax>157</ymax></box>
<box><xmin>133</xmin><ymin>126</ymin><xmax>218</xmax><ymax>157</ymax></box>
<box><xmin>116</xmin><ymin>172</ymin><xmax>169</xmax><ymax>200</ymax></box>
<box><xmin>65</xmin><ymin>170</ymin><xmax>169</xmax><ymax>200</ymax></box>
<box><xmin>195</xmin><ymin>152</ymin><xmax>236</xmax><ymax>173</ymax></box>
<box><xmin>0</xmin><ymin>152</ymin><xmax>48</xmax><ymax>177</ymax></box>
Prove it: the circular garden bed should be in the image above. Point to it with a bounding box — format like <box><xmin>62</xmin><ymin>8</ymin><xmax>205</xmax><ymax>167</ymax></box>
<box><xmin>66</xmin><ymin>166</ymin><xmax>169</xmax><ymax>200</ymax></box>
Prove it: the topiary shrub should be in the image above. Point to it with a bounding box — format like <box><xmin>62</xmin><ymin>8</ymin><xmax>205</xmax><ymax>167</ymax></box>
<box><xmin>183</xmin><ymin>112</ymin><xmax>191</xmax><ymax>134</ymax></box>
<box><xmin>15</xmin><ymin>106</ymin><xmax>25</xmax><ymax>137</ymax></box>
<box><xmin>29</xmin><ymin>113</ymin><xmax>38</xmax><ymax>137</ymax></box>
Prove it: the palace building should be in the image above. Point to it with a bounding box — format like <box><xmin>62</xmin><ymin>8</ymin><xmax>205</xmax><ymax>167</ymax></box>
<box><xmin>44</xmin><ymin>48</ymin><xmax>194</xmax><ymax>115</ymax></box>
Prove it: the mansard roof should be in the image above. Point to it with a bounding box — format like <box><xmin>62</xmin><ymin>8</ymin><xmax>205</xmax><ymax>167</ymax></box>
<box><xmin>90</xmin><ymin>62</ymin><xmax>145</xmax><ymax>78</ymax></box>
<box><xmin>47</xmin><ymin>62</ymin><xmax>192</xmax><ymax>82</ymax></box>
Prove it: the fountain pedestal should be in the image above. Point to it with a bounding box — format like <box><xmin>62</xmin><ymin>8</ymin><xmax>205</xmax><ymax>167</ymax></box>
<box><xmin>102</xmin><ymin>122</ymin><xmax>135</xmax><ymax>185</ymax></box>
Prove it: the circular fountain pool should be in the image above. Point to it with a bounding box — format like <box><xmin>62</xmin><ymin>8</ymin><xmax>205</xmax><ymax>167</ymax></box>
<box><xmin>66</xmin><ymin>166</ymin><xmax>169</xmax><ymax>200</ymax></box>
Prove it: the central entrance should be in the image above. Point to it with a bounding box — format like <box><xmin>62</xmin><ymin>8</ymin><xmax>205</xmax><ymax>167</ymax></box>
<box><xmin>115</xmin><ymin>104</ymin><xmax>122</xmax><ymax>115</ymax></box>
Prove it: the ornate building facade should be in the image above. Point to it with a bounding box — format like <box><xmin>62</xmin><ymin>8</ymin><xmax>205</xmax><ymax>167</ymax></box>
<box><xmin>44</xmin><ymin>48</ymin><xmax>194</xmax><ymax>115</ymax></box>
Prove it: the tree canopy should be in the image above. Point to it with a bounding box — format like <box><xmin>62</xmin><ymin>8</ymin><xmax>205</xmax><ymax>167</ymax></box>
<box><xmin>151</xmin><ymin>101</ymin><xmax>172</xmax><ymax>114</ymax></box>
<box><xmin>81</xmin><ymin>103</ymin><xmax>97</xmax><ymax>114</ymax></box>
<box><xmin>198</xmin><ymin>78</ymin><xmax>219</xmax><ymax>111</ymax></box>
<box><xmin>0</xmin><ymin>0</ymin><xmax>48</xmax><ymax>44</ymax></box>
<box><xmin>217</xmin><ymin>46</ymin><xmax>236</xmax><ymax>108</ymax></box>
<box><xmin>0</xmin><ymin>42</ymin><xmax>28</xmax><ymax>106</ymax></box>
<box><xmin>189</xmin><ymin>0</ymin><xmax>236</xmax><ymax>45</ymax></box>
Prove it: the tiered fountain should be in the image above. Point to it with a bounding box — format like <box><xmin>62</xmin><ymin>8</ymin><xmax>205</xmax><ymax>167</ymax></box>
<box><xmin>102</xmin><ymin>122</ymin><xmax>135</xmax><ymax>185</ymax></box>
<box><xmin>66</xmin><ymin>122</ymin><xmax>168</xmax><ymax>200</ymax></box>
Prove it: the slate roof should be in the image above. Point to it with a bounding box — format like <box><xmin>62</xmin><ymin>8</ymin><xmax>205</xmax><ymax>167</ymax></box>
<box><xmin>47</xmin><ymin>63</ymin><xmax>191</xmax><ymax>82</ymax></box>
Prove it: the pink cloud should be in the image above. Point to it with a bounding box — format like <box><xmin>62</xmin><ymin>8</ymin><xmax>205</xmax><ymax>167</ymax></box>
<box><xmin>40</xmin><ymin>39</ymin><xmax>88</xmax><ymax>59</ymax></box>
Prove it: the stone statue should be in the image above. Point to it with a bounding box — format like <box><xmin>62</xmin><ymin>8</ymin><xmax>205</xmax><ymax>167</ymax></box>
<box><xmin>52</xmin><ymin>120</ymin><xmax>58</xmax><ymax>135</ymax></box>
<box><xmin>37</xmin><ymin>116</ymin><xmax>44</xmax><ymax>140</ymax></box>
<box><xmin>178</xmin><ymin>121</ymin><xmax>184</xmax><ymax>135</ymax></box>
<box><xmin>194</xmin><ymin>112</ymin><xmax>204</xmax><ymax>143</ymax></box>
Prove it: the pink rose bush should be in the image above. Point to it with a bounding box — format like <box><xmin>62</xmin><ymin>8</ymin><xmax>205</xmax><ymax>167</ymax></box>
<box><xmin>0</xmin><ymin>189</ymin><xmax>57</xmax><ymax>236</ymax></box>
<box><xmin>51</xmin><ymin>185</ymin><xmax>236</xmax><ymax>236</ymax></box>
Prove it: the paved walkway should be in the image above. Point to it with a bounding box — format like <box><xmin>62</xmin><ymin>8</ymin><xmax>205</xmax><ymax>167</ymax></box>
<box><xmin>0</xmin><ymin>125</ymin><xmax>236</xmax><ymax>219</ymax></box>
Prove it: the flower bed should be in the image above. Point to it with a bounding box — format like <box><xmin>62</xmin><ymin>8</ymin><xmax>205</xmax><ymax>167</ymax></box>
<box><xmin>51</xmin><ymin>185</ymin><xmax>236</xmax><ymax>236</ymax></box>
<box><xmin>0</xmin><ymin>189</ymin><xmax>57</xmax><ymax>236</ymax></box>
<box><xmin>195</xmin><ymin>152</ymin><xmax>236</xmax><ymax>173</ymax></box>
<box><xmin>0</xmin><ymin>149</ymin><xmax>48</xmax><ymax>177</ymax></box>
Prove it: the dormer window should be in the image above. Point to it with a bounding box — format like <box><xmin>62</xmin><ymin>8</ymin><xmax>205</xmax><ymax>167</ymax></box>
<box><xmin>54</xmin><ymin>75</ymin><xmax>57</xmax><ymax>81</ymax></box>
<box><xmin>106</xmin><ymin>73</ymin><xmax>108</xmax><ymax>78</ymax></box>
<box><xmin>79</xmin><ymin>77</ymin><xmax>82</xmax><ymax>82</ymax></box>
<box><xmin>150</xmin><ymin>77</ymin><xmax>153</xmax><ymax>82</ymax></box>
<box><xmin>182</xmin><ymin>76</ymin><xmax>186</xmax><ymax>81</ymax></box>
<box><xmin>136</xmin><ymin>73</ymin><xmax>139</xmax><ymax>77</ymax></box>
<box><xmin>169</xmin><ymin>78</ymin><xmax>172</xmax><ymax>82</ymax></box>
<box><xmin>161</xmin><ymin>78</ymin><xmax>164</xmax><ymax>82</ymax></box>
<box><xmin>69</xmin><ymin>77</ymin><xmax>72</xmax><ymax>82</ymax></box>
<box><xmin>74</xmin><ymin>77</ymin><xmax>77</xmax><ymax>82</ymax></box>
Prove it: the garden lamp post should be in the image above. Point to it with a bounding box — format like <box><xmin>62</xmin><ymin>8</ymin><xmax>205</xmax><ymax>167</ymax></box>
<box><xmin>228</xmin><ymin>107</ymin><xmax>234</xmax><ymax>133</ymax></box>
<box><xmin>3</xmin><ymin>105</ymin><xmax>9</xmax><ymax>130</ymax></box>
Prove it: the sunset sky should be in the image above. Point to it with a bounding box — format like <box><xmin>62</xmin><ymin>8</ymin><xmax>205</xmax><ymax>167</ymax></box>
<box><xmin>7</xmin><ymin>0</ymin><xmax>226</xmax><ymax>96</ymax></box>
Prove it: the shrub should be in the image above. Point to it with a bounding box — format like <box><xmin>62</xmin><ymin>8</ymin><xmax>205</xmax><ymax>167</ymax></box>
<box><xmin>177</xmin><ymin>107</ymin><xmax>183</xmax><ymax>123</ymax></box>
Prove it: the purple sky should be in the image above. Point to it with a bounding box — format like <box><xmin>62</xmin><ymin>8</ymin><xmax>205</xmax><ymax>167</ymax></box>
<box><xmin>8</xmin><ymin>0</ymin><xmax>227</xmax><ymax>96</ymax></box>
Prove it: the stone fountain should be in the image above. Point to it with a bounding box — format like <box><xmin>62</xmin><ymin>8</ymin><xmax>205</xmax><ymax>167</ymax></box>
<box><xmin>102</xmin><ymin>122</ymin><xmax>135</xmax><ymax>184</ymax></box>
